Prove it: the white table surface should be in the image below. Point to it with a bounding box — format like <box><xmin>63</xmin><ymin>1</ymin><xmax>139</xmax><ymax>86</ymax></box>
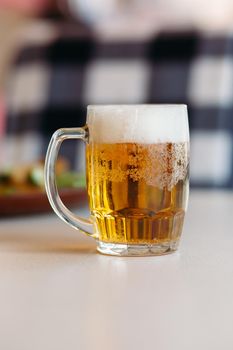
<box><xmin>0</xmin><ymin>190</ymin><xmax>233</xmax><ymax>350</ymax></box>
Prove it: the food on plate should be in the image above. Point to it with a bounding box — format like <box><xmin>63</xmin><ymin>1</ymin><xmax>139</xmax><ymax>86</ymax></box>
<box><xmin>0</xmin><ymin>158</ymin><xmax>85</xmax><ymax>196</ymax></box>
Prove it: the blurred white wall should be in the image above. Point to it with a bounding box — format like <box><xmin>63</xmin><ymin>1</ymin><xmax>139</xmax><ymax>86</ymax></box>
<box><xmin>67</xmin><ymin>0</ymin><xmax>233</xmax><ymax>39</ymax></box>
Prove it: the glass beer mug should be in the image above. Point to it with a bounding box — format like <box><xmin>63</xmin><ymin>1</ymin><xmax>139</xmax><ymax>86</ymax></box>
<box><xmin>45</xmin><ymin>105</ymin><xmax>189</xmax><ymax>256</ymax></box>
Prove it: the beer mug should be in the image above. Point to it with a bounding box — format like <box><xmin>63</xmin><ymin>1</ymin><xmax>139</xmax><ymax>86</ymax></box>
<box><xmin>45</xmin><ymin>105</ymin><xmax>189</xmax><ymax>256</ymax></box>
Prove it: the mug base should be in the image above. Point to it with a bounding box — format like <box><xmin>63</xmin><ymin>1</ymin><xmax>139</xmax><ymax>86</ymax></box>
<box><xmin>97</xmin><ymin>240</ymin><xmax>179</xmax><ymax>257</ymax></box>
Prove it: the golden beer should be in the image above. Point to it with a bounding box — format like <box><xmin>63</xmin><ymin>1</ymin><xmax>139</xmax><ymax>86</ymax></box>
<box><xmin>87</xmin><ymin>141</ymin><xmax>189</xmax><ymax>247</ymax></box>
<box><xmin>45</xmin><ymin>104</ymin><xmax>189</xmax><ymax>256</ymax></box>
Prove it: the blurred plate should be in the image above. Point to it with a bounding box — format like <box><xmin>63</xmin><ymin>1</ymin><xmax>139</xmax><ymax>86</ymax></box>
<box><xmin>0</xmin><ymin>188</ymin><xmax>87</xmax><ymax>216</ymax></box>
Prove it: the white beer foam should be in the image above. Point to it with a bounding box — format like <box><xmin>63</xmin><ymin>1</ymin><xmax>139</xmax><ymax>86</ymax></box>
<box><xmin>87</xmin><ymin>105</ymin><xmax>189</xmax><ymax>143</ymax></box>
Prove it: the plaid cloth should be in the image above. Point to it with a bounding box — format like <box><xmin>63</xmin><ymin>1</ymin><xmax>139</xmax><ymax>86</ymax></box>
<box><xmin>2</xmin><ymin>23</ymin><xmax>233</xmax><ymax>188</ymax></box>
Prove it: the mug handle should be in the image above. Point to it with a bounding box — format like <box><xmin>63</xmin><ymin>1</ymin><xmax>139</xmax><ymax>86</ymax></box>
<box><xmin>44</xmin><ymin>127</ymin><xmax>95</xmax><ymax>237</ymax></box>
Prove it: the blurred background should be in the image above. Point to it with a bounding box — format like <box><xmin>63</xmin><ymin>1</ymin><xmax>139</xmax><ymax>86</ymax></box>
<box><xmin>0</xmin><ymin>0</ymin><xmax>233</xmax><ymax>197</ymax></box>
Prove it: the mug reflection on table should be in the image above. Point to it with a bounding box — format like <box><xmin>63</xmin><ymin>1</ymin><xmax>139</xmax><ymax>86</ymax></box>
<box><xmin>45</xmin><ymin>105</ymin><xmax>189</xmax><ymax>256</ymax></box>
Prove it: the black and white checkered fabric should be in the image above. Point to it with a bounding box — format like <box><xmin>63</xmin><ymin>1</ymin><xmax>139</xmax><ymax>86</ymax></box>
<box><xmin>2</xmin><ymin>25</ymin><xmax>233</xmax><ymax>188</ymax></box>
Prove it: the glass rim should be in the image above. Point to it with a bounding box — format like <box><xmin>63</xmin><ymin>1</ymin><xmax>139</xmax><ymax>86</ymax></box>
<box><xmin>87</xmin><ymin>104</ymin><xmax>187</xmax><ymax>110</ymax></box>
